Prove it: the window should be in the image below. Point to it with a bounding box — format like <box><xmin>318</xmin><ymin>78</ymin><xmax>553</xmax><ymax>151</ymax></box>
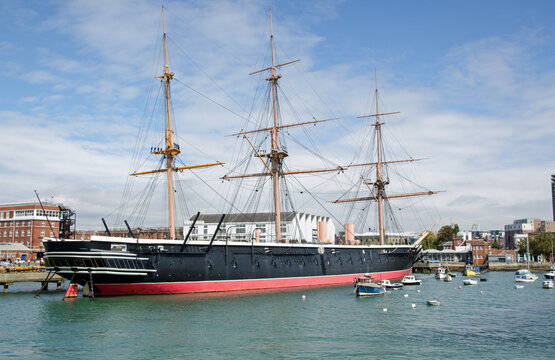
<box><xmin>9</xmin><ymin>231</ymin><xmax>12</xmax><ymax>236</ymax></box>
<box><xmin>236</xmin><ymin>225</ymin><xmax>246</xmax><ymax>234</ymax></box>
<box><xmin>15</xmin><ymin>230</ymin><xmax>18</xmax><ymax>237</ymax></box>
<box><xmin>27</xmin><ymin>230</ymin><xmax>31</xmax><ymax>236</ymax></box>
<box><xmin>50</xmin><ymin>231</ymin><xmax>54</xmax><ymax>237</ymax></box>
<box><xmin>40</xmin><ymin>230</ymin><xmax>45</xmax><ymax>237</ymax></box>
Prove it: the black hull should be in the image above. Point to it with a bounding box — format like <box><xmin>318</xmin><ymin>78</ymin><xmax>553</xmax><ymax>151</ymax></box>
<box><xmin>44</xmin><ymin>239</ymin><xmax>420</xmax><ymax>295</ymax></box>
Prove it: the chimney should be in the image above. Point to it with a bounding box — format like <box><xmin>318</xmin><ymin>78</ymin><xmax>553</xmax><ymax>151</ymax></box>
<box><xmin>318</xmin><ymin>221</ymin><xmax>328</xmax><ymax>243</ymax></box>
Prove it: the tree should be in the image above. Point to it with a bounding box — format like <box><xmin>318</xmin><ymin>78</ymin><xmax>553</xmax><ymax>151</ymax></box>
<box><xmin>491</xmin><ymin>240</ymin><xmax>502</xmax><ymax>250</ymax></box>
<box><xmin>517</xmin><ymin>233</ymin><xmax>555</xmax><ymax>259</ymax></box>
<box><xmin>437</xmin><ymin>225</ymin><xmax>455</xmax><ymax>244</ymax></box>
<box><xmin>453</xmin><ymin>223</ymin><xmax>460</xmax><ymax>236</ymax></box>
<box><xmin>423</xmin><ymin>233</ymin><xmax>438</xmax><ymax>250</ymax></box>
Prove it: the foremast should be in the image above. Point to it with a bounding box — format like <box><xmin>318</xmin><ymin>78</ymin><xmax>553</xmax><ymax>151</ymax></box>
<box><xmin>130</xmin><ymin>6</ymin><xmax>223</xmax><ymax>240</ymax></box>
<box><xmin>333</xmin><ymin>71</ymin><xmax>442</xmax><ymax>245</ymax></box>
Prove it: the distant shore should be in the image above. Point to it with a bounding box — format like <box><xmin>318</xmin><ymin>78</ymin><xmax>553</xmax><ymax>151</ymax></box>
<box><xmin>413</xmin><ymin>261</ymin><xmax>552</xmax><ymax>273</ymax></box>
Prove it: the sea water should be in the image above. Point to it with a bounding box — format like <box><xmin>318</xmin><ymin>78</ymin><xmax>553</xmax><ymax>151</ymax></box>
<box><xmin>1</xmin><ymin>272</ymin><xmax>553</xmax><ymax>359</ymax></box>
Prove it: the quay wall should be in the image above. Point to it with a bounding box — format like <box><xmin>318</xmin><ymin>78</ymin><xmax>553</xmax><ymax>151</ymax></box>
<box><xmin>414</xmin><ymin>261</ymin><xmax>552</xmax><ymax>273</ymax></box>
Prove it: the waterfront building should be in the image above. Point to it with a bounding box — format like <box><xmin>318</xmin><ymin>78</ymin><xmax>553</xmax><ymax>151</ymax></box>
<box><xmin>186</xmin><ymin>212</ymin><xmax>336</xmax><ymax>243</ymax></box>
<box><xmin>0</xmin><ymin>242</ymin><xmax>32</xmax><ymax>262</ymax></box>
<box><xmin>79</xmin><ymin>227</ymin><xmax>178</xmax><ymax>240</ymax></box>
<box><xmin>354</xmin><ymin>231</ymin><xmax>418</xmax><ymax>245</ymax></box>
<box><xmin>0</xmin><ymin>202</ymin><xmax>63</xmax><ymax>259</ymax></box>
<box><xmin>488</xmin><ymin>249</ymin><xmax>516</xmax><ymax>263</ymax></box>
<box><xmin>469</xmin><ymin>239</ymin><xmax>489</xmax><ymax>267</ymax></box>
<box><xmin>504</xmin><ymin>218</ymin><xmax>555</xmax><ymax>249</ymax></box>
<box><xmin>504</xmin><ymin>219</ymin><xmax>534</xmax><ymax>250</ymax></box>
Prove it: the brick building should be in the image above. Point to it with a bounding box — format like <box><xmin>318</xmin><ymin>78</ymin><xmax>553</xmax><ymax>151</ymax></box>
<box><xmin>469</xmin><ymin>239</ymin><xmax>489</xmax><ymax>267</ymax></box>
<box><xmin>0</xmin><ymin>202</ymin><xmax>63</xmax><ymax>259</ymax></box>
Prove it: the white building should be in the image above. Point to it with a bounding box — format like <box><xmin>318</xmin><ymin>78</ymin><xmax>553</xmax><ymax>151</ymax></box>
<box><xmin>185</xmin><ymin>212</ymin><xmax>336</xmax><ymax>243</ymax></box>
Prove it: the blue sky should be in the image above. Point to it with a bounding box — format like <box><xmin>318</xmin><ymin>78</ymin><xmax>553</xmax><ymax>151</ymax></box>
<box><xmin>0</xmin><ymin>0</ymin><xmax>554</xmax><ymax>232</ymax></box>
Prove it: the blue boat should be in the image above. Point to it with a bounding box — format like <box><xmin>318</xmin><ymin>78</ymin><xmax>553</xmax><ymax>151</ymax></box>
<box><xmin>354</xmin><ymin>276</ymin><xmax>386</xmax><ymax>296</ymax></box>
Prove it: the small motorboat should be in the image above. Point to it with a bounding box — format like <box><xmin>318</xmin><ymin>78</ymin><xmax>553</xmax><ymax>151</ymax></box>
<box><xmin>401</xmin><ymin>275</ymin><xmax>422</xmax><ymax>285</ymax></box>
<box><xmin>515</xmin><ymin>269</ymin><xmax>538</xmax><ymax>283</ymax></box>
<box><xmin>544</xmin><ymin>269</ymin><xmax>555</xmax><ymax>280</ymax></box>
<box><xmin>463</xmin><ymin>279</ymin><xmax>477</xmax><ymax>286</ymax></box>
<box><xmin>514</xmin><ymin>284</ymin><xmax>524</xmax><ymax>289</ymax></box>
<box><xmin>427</xmin><ymin>300</ymin><xmax>441</xmax><ymax>306</ymax></box>
<box><xmin>435</xmin><ymin>266</ymin><xmax>447</xmax><ymax>280</ymax></box>
<box><xmin>354</xmin><ymin>275</ymin><xmax>386</xmax><ymax>296</ymax></box>
<box><xmin>542</xmin><ymin>280</ymin><xmax>554</xmax><ymax>289</ymax></box>
<box><xmin>377</xmin><ymin>279</ymin><xmax>403</xmax><ymax>290</ymax></box>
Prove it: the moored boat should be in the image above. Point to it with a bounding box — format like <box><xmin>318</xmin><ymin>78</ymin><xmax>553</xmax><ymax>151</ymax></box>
<box><xmin>401</xmin><ymin>275</ymin><xmax>422</xmax><ymax>285</ymax></box>
<box><xmin>378</xmin><ymin>279</ymin><xmax>403</xmax><ymax>290</ymax></box>
<box><xmin>515</xmin><ymin>269</ymin><xmax>538</xmax><ymax>283</ymax></box>
<box><xmin>354</xmin><ymin>275</ymin><xmax>386</xmax><ymax>296</ymax></box>
<box><xmin>427</xmin><ymin>300</ymin><xmax>441</xmax><ymax>306</ymax></box>
<box><xmin>435</xmin><ymin>266</ymin><xmax>447</xmax><ymax>280</ymax></box>
<box><xmin>463</xmin><ymin>279</ymin><xmax>477</xmax><ymax>285</ymax></box>
<box><xmin>542</xmin><ymin>279</ymin><xmax>554</xmax><ymax>289</ymax></box>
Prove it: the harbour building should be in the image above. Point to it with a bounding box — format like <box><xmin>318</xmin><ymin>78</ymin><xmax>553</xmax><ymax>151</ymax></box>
<box><xmin>0</xmin><ymin>202</ymin><xmax>65</xmax><ymax>260</ymax></box>
<box><xmin>186</xmin><ymin>212</ymin><xmax>336</xmax><ymax>243</ymax></box>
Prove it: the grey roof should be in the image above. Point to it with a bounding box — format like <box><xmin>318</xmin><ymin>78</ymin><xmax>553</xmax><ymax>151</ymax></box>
<box><xmin>0</xmin><ymin>242</ymin><xmax>32</xmax><ymax>251</ymax></box>
<box><xmin>190</xmin><ymin>212</ymin><xmax>299</xmax><ymax>223</ymax></box>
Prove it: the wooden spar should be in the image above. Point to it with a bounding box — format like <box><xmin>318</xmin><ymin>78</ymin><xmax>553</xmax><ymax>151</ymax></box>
<box><xmin>34</xmin><ymin>190</ymin><xmax>55</xmax><ymax>237</ymax></box>
<box><xmin>227</xmin><ymin>118</ymin><xmax>339</xmax><ymax>137</ymax></box>
<box><xmin>242</xmin><ymin>133</ymin><xmax>273</xmax><ymax>175</ymax></box>
<box><xmin>130</xmin><ymin>162</ymin><xmax>225</xmax><ymax>176</ymax></box>
<box><xmin>222</xmin><ymin>166</ymin><xmax>346</xmax><ymax>180</ymax></box>
<box><xmin>332</xmin><ymin>190</ymin><xmax>443</xmax><ymax>204</ymax></box>
<box><xmin>347</xmin><ymin>158</ymin><xmax>426</xmax><ymax>168</ymax></box>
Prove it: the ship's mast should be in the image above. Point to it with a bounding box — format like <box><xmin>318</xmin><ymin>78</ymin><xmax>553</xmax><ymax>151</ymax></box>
<box><xmin>223</xmin><ymin>10</ymin><xmax>349</xmax><ymax>243</ymax></box>
<box><xmin>268</xmin><ymin>9</ymin><xmax>283</xmax><ymax>243</ymax></box>
<box><xmin>373</xmin><ymin>70</ymin><xmax>386</xmax><ymax>245</ymax></box>
<box><xmin>333</xmin><ymin>71</ymin><xmax>442</xmax><ymax>245</ymax></box>
<box><xmin>130</xmin><ymin>6</ymin><xmax>224</xmax><ymax>240</ymax></box>
<box><xmin>162</xmin><ymin>6</ymin><xmax>177</xmax><ymax>240</ymax></box>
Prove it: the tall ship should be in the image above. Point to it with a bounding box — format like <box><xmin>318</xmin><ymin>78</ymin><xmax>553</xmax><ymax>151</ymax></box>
<box><xmin>43</xmin><ymin>9</ymin><xmax>438</xmax><ymax>296</ymax></box>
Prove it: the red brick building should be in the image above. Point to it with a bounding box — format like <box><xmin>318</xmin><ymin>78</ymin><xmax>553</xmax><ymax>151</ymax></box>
<box><xmin>0</xmin><ymin>202</ymin><xmax>62</xmax><ymax>259</ymax></box>
<box><xmin>469</xmin><ymin>239</ymin><xmax>489</xmax><ymax>267</ymax></box>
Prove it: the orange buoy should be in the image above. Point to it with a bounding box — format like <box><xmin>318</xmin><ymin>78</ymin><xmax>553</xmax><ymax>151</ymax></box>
<box><xmin>64</xmin><ymin>283</ymin><xmax>78</xmax><ymax>299</ymax></box>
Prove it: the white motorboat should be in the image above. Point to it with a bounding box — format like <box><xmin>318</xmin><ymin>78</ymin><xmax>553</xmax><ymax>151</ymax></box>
<box><xmin>514</xmin><ymin>284</ymin><xmax>524</xmax><ymax>289</ymax></box>
<box><xmin>544</xmin><ymin>268</ymin><xmax>555</xmax><ymax>280</ymax></box>
<box><xmin>377</xmin><ymin>279</ymin><xmax>403</xmax><ymax>290</ymax></box>
<box><xmin>463</xmin><ymin>279</ymin><xmax>477</xmax><ymax>285</ymax></box>
<box><xmin>427</xmin><ymin>300</ymin><xmax>441</xmax><ymax>306</ymax></box>
<box><xmin>515</xmin><ymin>269</ymin><xmax>538</xmax><ymax>283</ymax></box>
<box><xmin>542</xmin><ymin>280</ymin><xmax>554</xmax><ymax>289</ymax></box>
<box><xmin>401</xmin><ymin>275</ymin><xmax>422</xmax><ymax>285</ymax></box>
<box><xmin>435</xmin><ymin>266</ymin><xmax>447</xmax><ymax>280</ymax></box>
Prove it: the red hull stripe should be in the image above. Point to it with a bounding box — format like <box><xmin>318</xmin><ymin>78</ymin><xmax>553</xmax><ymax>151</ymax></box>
<box><xmin>93</xmin><ymin>268</ymin><xmax>413</xmax><ymax>296</ymax></box>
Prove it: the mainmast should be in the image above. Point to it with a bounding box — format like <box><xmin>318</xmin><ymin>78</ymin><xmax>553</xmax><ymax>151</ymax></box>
<box><xmin>130</xmin><ymin>6</ymin><xmax>224</xmax><ymax>240</ymax></box>
<box><xmin>333</xmin><ymin>71</ymin><xmax>441</xmax><ymax>245</ymax></box>
<box><xmin>223</xmin><ymin>10</ymin><xmax>345</xmax><ymax>243</ymax></box>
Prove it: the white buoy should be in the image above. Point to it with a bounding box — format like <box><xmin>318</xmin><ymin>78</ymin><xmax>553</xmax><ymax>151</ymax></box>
<box><xmin>480</xmin><ymin>291</ymin><xmax>483</xmax><ymax>294</ymax></box>
<box><xmin>411</xmin><ymin>303</ymin><xmax>416</xmax><ymax>309</ymax></box>
<box><xmin>417</xmin><ymin>290</ymin><xmax>421</xmax><ymax>294</ymax></box>
<box><xmin>383</xmin><ymin>308</ymin><xmax>388</xmax><ymax>312</ymax></box>
<box><xmin>404</xmin><ymin>294</ymin><xmax>409</xmax><ymax>298</ymax></box>
<box><xmin>302</xmin><ymin>295</ymin><xmax>306</xmax><ymax>300</ymax></box>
